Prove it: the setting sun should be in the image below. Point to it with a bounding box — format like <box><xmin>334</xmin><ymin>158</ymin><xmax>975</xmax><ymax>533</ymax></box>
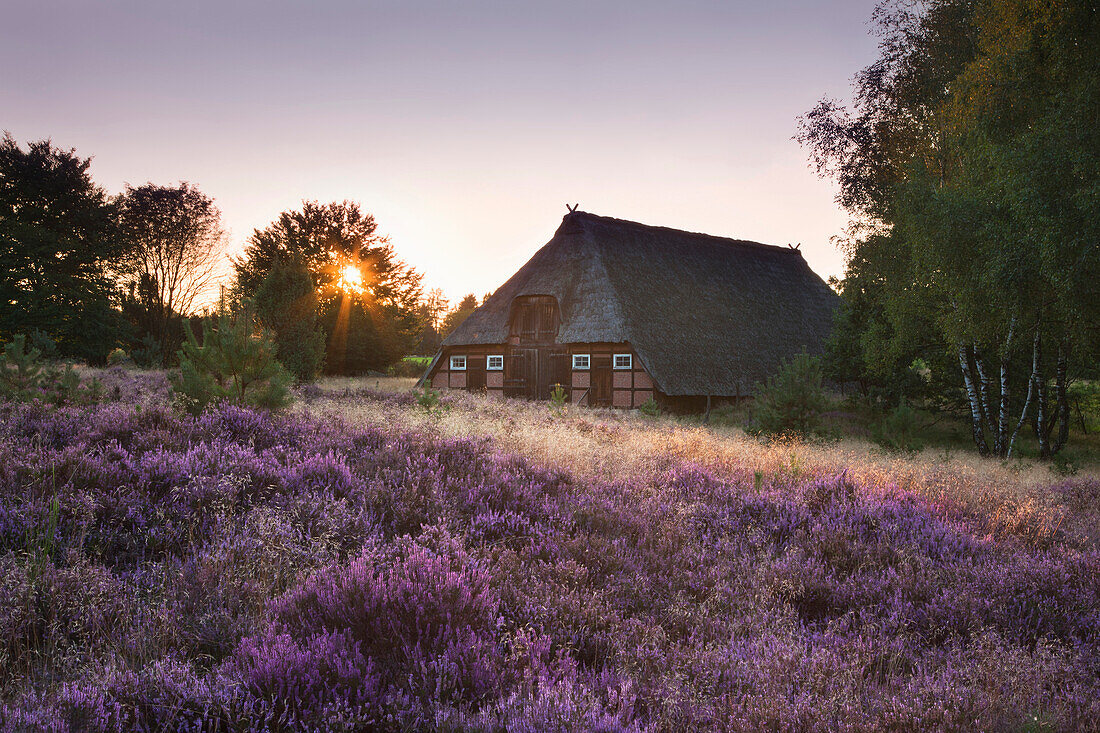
<box><xmin>338</xmin><ymin>263</ymin><xmax>364</xmax><ymax>294</ymax></box>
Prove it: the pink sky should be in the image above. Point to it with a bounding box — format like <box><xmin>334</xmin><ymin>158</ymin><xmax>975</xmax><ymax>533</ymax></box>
<box><xmin>3</xmin><ymin>0</ymin><xmax>879</xmax><ymax>304</ymax></box>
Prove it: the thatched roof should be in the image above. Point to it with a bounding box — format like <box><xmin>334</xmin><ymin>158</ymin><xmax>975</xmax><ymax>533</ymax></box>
<box><xmin>438</xmin><ymin>211</ymin><xmax>839</xmax><ymax>396</ymax></box>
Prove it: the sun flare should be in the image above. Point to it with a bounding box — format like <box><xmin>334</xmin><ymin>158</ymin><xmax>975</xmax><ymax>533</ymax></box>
<box><xmin>338</xmin><ymin>264</ymin><xmax>364</xmax><ymax>294</ymax></box>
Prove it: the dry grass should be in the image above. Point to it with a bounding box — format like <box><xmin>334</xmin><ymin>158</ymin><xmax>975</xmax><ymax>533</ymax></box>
<box><xmin>297</xmin><ymin>379</ymin><xmax>1100</xmax><ymax>549</ymax></box>
<box><xmin>311</xmin><ymin>375</ymin><xmax>420</xmax><ymax>394</ymax></box>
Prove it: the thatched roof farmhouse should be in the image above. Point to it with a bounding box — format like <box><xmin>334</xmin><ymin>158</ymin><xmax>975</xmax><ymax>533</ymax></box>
<box><xmin>419</xmin><ymin>211</ymin><xmax>839</xmax><ymax>408</ymax></box>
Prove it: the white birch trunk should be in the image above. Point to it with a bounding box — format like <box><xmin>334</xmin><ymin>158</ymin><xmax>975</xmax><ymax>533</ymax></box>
<box><xmin>995</xmin><ymin>316</ymin><xmax>1016</xmax><ymax>458</ymax></box>
<box><xmin>958</xmin><ymin>346</ymin><xmax>989</xmax><ymax>455</ymax></box>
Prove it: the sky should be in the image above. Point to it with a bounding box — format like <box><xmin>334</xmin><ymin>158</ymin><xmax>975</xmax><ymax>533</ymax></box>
<box><xmin>2</xmin><ymin>0</ymin><xmax>881</xmax><ymax>305</ymax></box>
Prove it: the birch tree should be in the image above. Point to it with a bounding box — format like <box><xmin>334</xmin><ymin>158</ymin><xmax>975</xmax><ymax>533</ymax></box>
<box><xmin>799</xmin><ymin>0</ymin><xmax>1099</xmax><ymax>458</ymax></box>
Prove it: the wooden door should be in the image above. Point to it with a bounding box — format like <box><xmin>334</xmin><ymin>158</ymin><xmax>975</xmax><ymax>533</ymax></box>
<box><xmin>467</xmin><ymin>355</ymin><xmax>486</xmax><ymax>392</ymax></box>
<box><xmin>509</xmin><ymin>296</ymin><xmax>560</xmax><ymax>344</ymax></box>
<box><xmin>535</xmin><ymin>348</ymin><xmax>552</xmax><ymax>399</ymax></box>
<box><xmin>590</xmin><ymin>355</ymin><xmax>612</xmax><ymax>406</ymax></box>
<box><xmin>505</xmin><ymin>348</ymin><xmax>537</xmax><ymax>398</ymax></box>
<box><xmin>547</xmin><ymin>348</ymin><xmax>569</xmax><ymax>399</ymax></box>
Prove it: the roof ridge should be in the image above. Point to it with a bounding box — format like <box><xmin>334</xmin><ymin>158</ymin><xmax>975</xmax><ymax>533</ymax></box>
<box><xmin>567</xmin><ymin>211</ymin><xmax>801</xmax><ymax>255</ymax></box>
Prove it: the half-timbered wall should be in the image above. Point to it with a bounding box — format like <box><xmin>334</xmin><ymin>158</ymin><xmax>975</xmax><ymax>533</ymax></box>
<box><xmin>429</xmin><ymin>343</ymin><xmax>656</xmax><ymax>408</ymax></box>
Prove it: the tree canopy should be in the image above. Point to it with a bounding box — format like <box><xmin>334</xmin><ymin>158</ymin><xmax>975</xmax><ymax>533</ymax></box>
<box><xmin>0</xmin><ymin>134</ymin><xmax>129</xmax><ymax>363</ymax></box>
<box><xmin>233</xmin><ymin>200</ymin><xmax>426</xmax><ymax>374</ymax></box>
<box><xmin>799</xmin><ymin>0</ymin><xmax>1100</xmax><ymax>458</ymax></box>
<box><xmin>117</xmin><ymin>182</ymin><xmax>227</xmax><ymax>364</ymax></box>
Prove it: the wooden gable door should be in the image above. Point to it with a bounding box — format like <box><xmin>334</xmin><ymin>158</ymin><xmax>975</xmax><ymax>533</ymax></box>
<box><xmin>505</xmin><ymin>295</ymin><xmax>565</xmax><ymax>400</ymax></box>
<box><xmin>505</xmin><ymin>346</ymin><xmax>568</xmax><ymax>400</ymax></box>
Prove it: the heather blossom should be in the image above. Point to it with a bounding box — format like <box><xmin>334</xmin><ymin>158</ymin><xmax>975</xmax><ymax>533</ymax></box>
<box><xmin>0</xmin><ymin>377</ymin><xmax>1098</xmax><ymax>731</ymax></box>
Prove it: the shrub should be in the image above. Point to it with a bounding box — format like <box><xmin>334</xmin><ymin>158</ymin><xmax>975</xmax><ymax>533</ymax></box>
<box><xmin>0</xmin><ymin>335</ymin><xmax>45</xmax><ymax>400</ymax></box>
<box><xmin>749</xmin><ymin>352</ymin><xmax>830</xmax><ymax>436</ymax></box>
<box><xmin>27</xmin><ymin>329</ymin><xmax>59</xmax><ymax>360</ymax></box>
<box><xmin>253</xmin><ymin>258</ymin><xmax>326</xmax><ymax>383</ymax></box>
<box><xmin>131</xmin><ymin>334</ymin><xmax>163</xmax><ymax>368</ymax></box>
<box><xmin>0</xmin><ymin>335</ymin><xmax>102</xmax><ymax>405</ymax></box>
<box><xmin>549</xmin><ymin>384</ymin><xmax>568</xmax><ymax>415</ymax></box>
<box><xmin>871</xmin><ymin>398</ymin><xmax>925</xmax><ymax>453</ymax></box>
<box><xmin>172</xmin><ymin>313</ymin><xmax>293</xmax><ymax>415</ymax></box>
<box><xmin>388</xmin><ymin>357</ymin><xmax>430</xmax><ymax>378</ymax></box>
<box><xmin>1068</xmin><ymin>381</ymin><xmax>1099</xmax><ymax>434</ymax></box>
<box><xmin>3</xmin><ymin>387</ymin><xmax>1100</xmax><ymax>731</ymax></box>
<box><xmin>416</xmin><ymin>386</ymin><xmax>446</xmax><ymax>414</ymax></box>
<box><xmin>638</xmin><ymin>397</ymin><xmax>661</xmax><ymax>417</ymax></box>
<box><xmin>106</xmin><ymin>348</ymin><xmax>130</xmax><ymax>366</ymax></box>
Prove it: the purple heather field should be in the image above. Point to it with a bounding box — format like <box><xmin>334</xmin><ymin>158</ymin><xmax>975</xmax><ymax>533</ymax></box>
<box><xmin>1</xmin><ymin>371</ymin><xmax>1098</xmax><ymax>732</ymax></box>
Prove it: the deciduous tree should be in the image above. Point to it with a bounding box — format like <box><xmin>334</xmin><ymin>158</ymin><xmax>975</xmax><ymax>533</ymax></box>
<box><xmin>117</xmin><ymin>182</ymin><xmax>227</xmax><ymax>364</ymax></box>
<box><xmin>0</xmin><ymin>134</ymin><xmax>128</xmax><ymax>362</ymax></box>
<box><xmin>233</xmin><ymin>201</ymin><xmax>425</xmax><ymax>374</ymax></box>
<box><xmin>799</xmin><ymin>0</ymin><xmax>1100</xmax><ymax>458</ymax></box>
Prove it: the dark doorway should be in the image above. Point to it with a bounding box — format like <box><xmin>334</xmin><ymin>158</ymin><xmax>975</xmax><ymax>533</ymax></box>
<box><xmin>547</xmin><ymin>348</ymin><xmax>569</xmax><ymax>399</ymax></box>
<box><xmin>467</xmin><ymin>355</ymin><xmax>486</xmax><ymax>392</ymax></box>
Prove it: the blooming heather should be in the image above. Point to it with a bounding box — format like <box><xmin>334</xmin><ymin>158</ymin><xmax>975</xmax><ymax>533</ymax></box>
<box><xmin>0</xmin><ymin>380</ymin><xmax>1098</xmax><ymax>731</ymax></box>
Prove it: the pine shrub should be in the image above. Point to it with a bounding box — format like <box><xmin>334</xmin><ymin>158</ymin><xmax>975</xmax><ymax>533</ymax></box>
<box><xmin>172</xmin><ymin>313</ymin><xmax>293</xmax><ymax>414</ymax></box>
<box><xmin>549</xmin><ymin>384</ymin><xmax>568</xmax><ymax>415</ymax></box>
<box><xmin>750</xmin><ymin>352</ymin><xmax>830</xmax><ymax>436</ymax></box>
<box><xmin>0</xmin><ymin>335</ymin><xmax>102</xmax><ymax>405</ymax></box>
<box><xmin>0</xmin><ymin>335</ymin><xmax>45</xmax><ymax>399</ymax></box>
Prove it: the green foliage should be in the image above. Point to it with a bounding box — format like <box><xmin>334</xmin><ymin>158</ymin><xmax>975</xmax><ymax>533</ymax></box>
<box><xmin>1068</xmin><ymin>381</ymin><xmax>1100</xmax><ymax>435</ymax></box>
<box><xmin>51</xmin><ymin>364</ymin><xmax>103</xmax><ymax>406</ymax></box>
<box><xmin>1049</xmin><ymin>452</ymin><xmax>1079</xmax><ymax>477</ymax></box>
<box><xmin>321</xmin><ymin>300</ymin><xmax>403</xmax><ymax>375</ymax></box>
<box><xmin>28</xmin><ymin>329</ymin><xmax>59</xmax><ymax>360</ymax></box>
<box><xmin>703</xmin><ymin>403</ymin><xmax>743</xmax><ymax>428</ymax></box>
<box><xmin>0</xmin><ymin>335</ymin><xmax>45</xmax><ymax>400</ymax></box>
<box><xmin>415</xmin><ymin>386</ymin><xmax>447</xmax><ymax>415</ymax></box>
<box><xmin>549</xmin><ymin>384</ymin><xmax>568</xmax><ymax>416</ymax></box>
<box><xmin>871</xmin><ymin>399</ymin><xmax>926</xmax><ymax>454</ymax></box>
<box><xmin>638</xmin><ymin>397</ymin><xmax>661</xmax><ymax>417</ymax></box>
<box><xmin>172</xmin><ymin>313</ymin><xmax>293</xmax><ymax>415</ymax></box>
<box><xmin>440</xmin><ymin>294</ymin><xmax>479</xmax><ymax>339</ymax></box>
<box><xmin>131</xmin><ymin>334</ymin><xmax>163</xmax><ymax>368</ymax></box>
<box><xmin>750</xmin><ymin>353</ymin><xmax>830</xmax><ymax>437</ymax></box>
<box><xmin>233</xmin><ymin>200</ymin><xmax>426</xmax><ymax>374</ymax></box>
<box><xmin>106</xmin><ymin>348</ymin><xmax>130</xmax><ymax>366</ymax></box>
<box><xmin>116</xmin><ymin>182</ymin><xmax>225</xmax><ymax>364</ymax></box>
<box><xmin>0</xmin><ymin>335</ymin><xmax>103</xmax><ymax>405</ymax></box>
<box><xmin>254</xmin><ymin>258</ymin><xmax>326</xmax><ymax>382</ymax></box>
<box><xmin>388</xmin><ymin>357</ymin><xmax>431</xmax><ymax>378</ymax></box>
<box><xmin>798</xmin><ymin>0</ymin><xmax>1100</xmax><ymax>458</ymax></box>
<box><xmin>24</xmin><ymin>494</ymin><xmax>60</xmax><ymax>584</ymax></box>
<box><xmin>0</xmin><ymin>135</ymin><xmax>130</xmax><ymax>364</ymax></box>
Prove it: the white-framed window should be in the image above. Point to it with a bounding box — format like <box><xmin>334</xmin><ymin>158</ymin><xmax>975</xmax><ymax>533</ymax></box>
<box><xmin>614</xmin><ymin>353</ymin><xmax>632</xmax><ymax>370</ymax></box>
<box><xmin>487</xmin><ymin>355</ymin><xmax>504</xmax><ymax>371</ymax></box>
<box><xmin>449</xmin><ymin>355</ymin><xmax>467</xmax><ymax>371</ymax></box>
<box><xmin>572</xmin><ymin>353</ymin><xmax>590</xmax><ymax>370</ymax></box>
